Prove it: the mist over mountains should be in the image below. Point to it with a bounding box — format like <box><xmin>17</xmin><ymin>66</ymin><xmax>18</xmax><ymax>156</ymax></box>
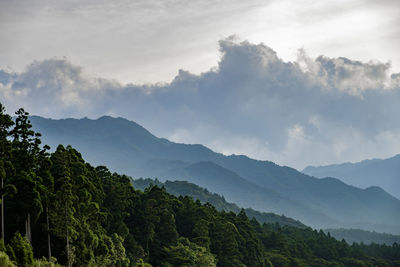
<box><xmin>3</xmin><ymin>1</ymin><xmax>400</xmax><ymax>264</ymax></box>
<box><xmin>29</xmin><ymin>115</ymin><xmax>400</xmax><ymax>234</ymax></box>
<box><xmin>303</xmin><ymin>155</ymin><xmax>400</xmax><ymax>199</ymax></box>
<box><xmin>2</xmin><ymin>39</ymin><xmax>400</xmax><ymax>169</ymax></box>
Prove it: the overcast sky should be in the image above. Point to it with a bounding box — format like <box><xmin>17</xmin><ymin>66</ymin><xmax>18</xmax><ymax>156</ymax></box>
<box><xmin>1</xmin><ymin>0</ymin><xmax>400</xmax><ymax>169</ymax></box>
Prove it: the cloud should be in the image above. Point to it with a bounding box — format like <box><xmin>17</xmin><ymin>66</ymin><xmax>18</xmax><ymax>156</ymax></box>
<box><xmin>1</xmin><ymin>38</ymin><xmax>400</xmax><ymax>169</ymax></box>
<box><xmin>2</xmin><ymin>0</ymin><xmax>400</xmax><ymax>86</ymax></box>
<box><xmin>300</xmin><ymin>53</ymin><xmax>392</xmax><ymax>94</ymax></box>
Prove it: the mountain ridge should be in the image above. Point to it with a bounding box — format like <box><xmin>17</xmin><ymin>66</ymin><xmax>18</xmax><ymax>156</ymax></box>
<box><xmin>29</xmin><ymin>115</ymin><xmax>400</xmax><ymax>234</ymax></box>
<box><xmin>303</xmin><ymin>154</ymin><xmax>400</xmax><ymax>199</ymax></box>
<box><xmin>132</xmin><ymin>178</ymin><xmax>307</xmax><ymax>228</ymax></box>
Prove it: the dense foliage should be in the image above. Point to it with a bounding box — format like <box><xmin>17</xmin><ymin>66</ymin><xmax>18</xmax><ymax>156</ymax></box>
<box><xmin>1</xmin><ymin>104</ymin><xmax>400</xmax><ymax>266</ymax></box>
<box><xmin>133</xmin><ymin>178</ymin><xmax>306</xmax><ymax>228</ymax></box>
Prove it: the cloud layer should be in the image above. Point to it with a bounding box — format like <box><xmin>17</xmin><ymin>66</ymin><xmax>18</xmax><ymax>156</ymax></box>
<box><xmin>2</xmin><ymin>0</ymin><xmax>400</xmax><ymax>83</ymax></box>
<box><xmin>1</xmin><ymin>38</ymin><xmax>400</xmax><ymax>169</ymax></box>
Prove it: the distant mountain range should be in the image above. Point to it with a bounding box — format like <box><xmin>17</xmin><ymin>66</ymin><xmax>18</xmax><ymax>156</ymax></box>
<box><xmin>303</xmin><ymin>155</ymin><xmax>400</xmax><ymax>199</ymax></box>
<box><xmin>29</xmin><ymin>115</ymin><xmax>400</xmax><ymax>234</ymax></box>
<box><xmin>324</xmin><ymin>228</ymin><xmax>400</xmax><ymax>246</ymax></box>
<box><xmin>133</xmin><ymin>178</ymin><xmax>400</xmax><ymax>245</ymax></box>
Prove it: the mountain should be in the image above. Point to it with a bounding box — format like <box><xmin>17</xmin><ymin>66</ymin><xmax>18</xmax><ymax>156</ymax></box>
<box><xmin>324</xmin><ymin>228</ymin><xmax>400</xmax><ymax>245</ymax></box>
<box><xmin>303</xmin><ymin>154</ymin><xmax>400</xmax><ymax>199</ymax></box>
<box><xmin>29</xmin><ymin>115</ymin><xmax>400</xmax><ymax>234</ymax></box>
<box><xmin>132</xmin><ymin>178</ymin><xmax>306</xmax><ymax>228</ymax></box>
<box><xmin>135</xmin><ymin>178</ymin><xmax>400</xmax><ymax>245</ymax></box>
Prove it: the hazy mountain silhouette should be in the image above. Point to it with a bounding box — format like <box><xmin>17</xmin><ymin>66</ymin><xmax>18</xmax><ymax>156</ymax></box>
<box><xmin>133</xmin><ymin>178</ymin><xmax>400</xmax><ymax>245</ymax></box>
<box><xmin>303</xmin><ymin>155</ymin><xmax>400</xmax><ymax>199</ymax></box>
<box><xmin>30</xmin><ymin>115</ymin><xmax>400</xmax><ymax>234</ymax></box>
<box><xmin>324</xmin><ymin>228</ymin><xmax>400</xmax><ymax>246</ymax></box>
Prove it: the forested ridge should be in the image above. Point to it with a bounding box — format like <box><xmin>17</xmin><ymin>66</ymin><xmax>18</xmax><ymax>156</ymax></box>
<box><xmin>29</xmin><ymin>115</ymin><xmax>400</xmax><ymax>233</ymax></box>
<box><xmin>132</xmin><ymin>178</ymin><xmax>306</xmax><ymax>229</ymax></box>
<box><xmin>1</xmin><ymin>104</ymin><xmax>400</xmax><ymax>267</ymax></box>
<box><xmin>133</xmin><ymin>179</ymin><xmax>400</xmax><ymax>246</ymax></box>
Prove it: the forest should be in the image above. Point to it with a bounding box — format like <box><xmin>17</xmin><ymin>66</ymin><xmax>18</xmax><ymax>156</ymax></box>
<box><xmin>1</xmin><ymin>103</ymin><xmax>400</xmax><ymax>266</ymax></box>
<box><xmin>132</xmin><ymin>178</ymin><xmax>306</xmax><ymax>229</ymax></box>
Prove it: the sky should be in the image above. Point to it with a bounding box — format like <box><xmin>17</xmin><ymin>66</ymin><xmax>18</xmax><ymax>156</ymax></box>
<box><xmin>1</xmin><ymin>0</ymin><xmax>400</xmax><ymax>169</ymax></box>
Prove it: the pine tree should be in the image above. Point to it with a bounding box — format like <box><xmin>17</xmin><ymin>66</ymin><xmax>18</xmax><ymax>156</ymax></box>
<box><xmin>36</xmin><ymin>145</ymin><xmax>54</xmax><ymax>260</ymax></box>
<box><xmin>0</xmin><ymin>104</ymin><xmax>14</xmax><ymax>241</ymax></box>
<box><xmin>9</xmin><ymin>109</ymin><xmax>42</xmax><ymax>244</ymax></box>
<box><xmin>50</xmin><ymin>145</ymin><xmax>78</xmax><ymax>267</ymax></box>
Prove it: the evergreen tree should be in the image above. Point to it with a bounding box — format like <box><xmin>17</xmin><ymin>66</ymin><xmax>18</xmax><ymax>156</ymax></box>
<box><xmin>50</xmin><ymin>145</ymin><xmax>78</xmax><ymax>267</ymax></box>
<box><xmin>9</xmin><ymin>232</ymin><xmax>34</xmax><ymax>266</ymax></box>
<box><xmin>0</xmin><ymin>103</ymin><xmax>14</xmax><ymax>241</ymax></box>
<box><xmin>9</xmin><ymin>108</ymin><xmax>42</xmax><ymax>244</ymax></box>
<box><xmin>36</xmin><ymin>145</ymin><xmax>54</xmax><ymax>260</ymax></box>
<box><xmin>210</xmin><ymin>218</ymin><xmax>243</xmax><ymax>266</ymax></box>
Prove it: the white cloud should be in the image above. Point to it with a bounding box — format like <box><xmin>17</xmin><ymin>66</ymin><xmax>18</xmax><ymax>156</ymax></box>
<box><xmin>1</xmin><ymin>38</ymin><xmax>400</xmax><ymax>169</ymax></box>
<box><xmin>1</xmin><ymin>0</ymin><xmax>400</xmax><ymax>84</ymax></box>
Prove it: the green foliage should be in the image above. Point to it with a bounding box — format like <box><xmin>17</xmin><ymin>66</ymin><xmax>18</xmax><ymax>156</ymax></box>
<box><xmin>93</xmin><ymin>234</ymin><xmax>130</xmax><ymax>267</ymax></box>
<box><xmin>210</xmin><ymin>218</ymin><xmax>243</xmax><ymax>266</ymax></box>
<box><xmin>132</xmin><ymin>258</ymin><xmax>152</xmax><ymax>267</ymax></box>
<box><xmin>192</xmin><ymin>219</ymin><xmax>211</xmax><ymax>250</ymax></box>
<box><xmin>32</xmin><ymin>258</ymin><xmax>63</xmax><ymax>267</ymax></box>
<box><xmin>163</xmin><ymin>237</ymin><xmax>217</xmax><ymax>267</ymax></box>
<box><xmin>9</xmin><ymin>232</ymin><xmax>34</xmax><ymax>266</ymax></box>
<box><xmin>133</xmin><ymin>178</ymin><xmax>306</xmax><ymax>228</ymax></box>
<box><xmin>266</xmin><ymin>252</ymin><xmax>291</xmax><ymax>267</ymax></box>
<box><xmin>0</xmin><ymin>103</ymin><xmax>13</xmax><ymax>159</ymax></box>
<box><xmin>0</xmin><ymin>238</ymin><xmax>5</xmax><ymax>252</ymax></box>
<box><xmin>0</xmin><ymin>251</ymin><xmax>16</xmax><ymax>267</ymax></box>
<box><xmin>6</xmin><ymin>244</ymin><xmax>16</xmax><ymax>263</ymax></box>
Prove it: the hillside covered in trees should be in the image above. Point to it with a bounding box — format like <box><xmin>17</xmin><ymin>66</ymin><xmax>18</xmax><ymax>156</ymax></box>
<box><xmin>1</xmin><ymin>104</ymin><xmax>400</xmax><ymax>266</ymax></box>
<box><xmin>132</xmin><ymin>178</ymin><xmax>306</xmax><ymax>229</ymax></box>
<box><xmin>133</xmin><ymin>179</ymin><xmax>400</xmax><ymax>246</ymax></box>
<box><xmin>29</xmin><ymin>115</ymin><xmax>400</xmax><ymax>234</ymax></box>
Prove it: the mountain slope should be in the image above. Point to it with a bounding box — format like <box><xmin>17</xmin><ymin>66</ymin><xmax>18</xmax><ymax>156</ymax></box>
<box><xmin>324</xmin><ymin>228</ymin><xmax>400</xmax><ymax>245</ymax></box>
<box><xmin>163</xmin><ymin>161</ymin><xmax>335</xmax><ymax>227</ymax></box>
<box><xmin>132</xmin><ymin>178</ymin><xmax>306</xmax><ymax>228</ymax></box>
<box><xmin>30</xmin><ymin>115</ymin><xmax>400</xmax><ymax>233</ymax></box>
<box><xmin>303</xmin><ymin>154</ymin><xmax>400</xmax><ymax>199</ymax></box>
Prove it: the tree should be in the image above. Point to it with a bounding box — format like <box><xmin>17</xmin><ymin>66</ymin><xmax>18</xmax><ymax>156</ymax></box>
<box><xmin>36</xmin><ymin>145</ymin><xmax>54</xmax><ymax>260</ymax></box>
<box><xmin>0</xmin><ymin>103</ymin><xmax>14</xmax><ymax>240</ymax></box>
<box><xmin>9</xmin><ymin>232</ymin><xmax>34</xmax><ymax>266</ymax></box>
<box><xmin>50</xmin><ymin>145</ymin><xmax>78</xmax><ymax>267</ymax></box>
<box><xmin>163</xmin><ymin>237</ymin><xmax>217</xmax><ymax>267</ymax></box>
<box><xmin>9</xmin><ymin>108</ymin><xmax>43</xmax><ymax>243</ymax></box>
<box><xmin>210</xmin><ymin>219</ymin><xmax>243</xmax><ymax>266</ymax></box>
<box><xmin>142</xmin><ymin>186</ymin><xmax>178</xmax><ymax>266</ymax></box>
<box><xmin>192</xmin><ymin>219</ymin><xmax>211</xmax><ymax>250</ymax></box>
<box><xmin>234</xmin><ymin>209</ymin><xmax>265</xmax><ymax>267</ymax></box>
<box><xmin>96</xmin><ymin>167</ymin><xmax>133</xmax><ymax>239</ymax></box>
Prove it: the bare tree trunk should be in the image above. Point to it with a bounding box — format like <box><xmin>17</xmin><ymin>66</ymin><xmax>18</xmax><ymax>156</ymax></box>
<box><xmin>25</xmin><ymin>217</ymin><xmax>28</xmax><ymax>240</ymax></box>
<box><xmin>1</xmin><ymin>177</ymin><xmax>4</xmax><ymax>240</ymax></box>
<box><xmin>26</xmin><ymin>213</ymin><xmax>32</xmax><ymax>243</ymax></box>
<box><xmin>28</xmin><ymin>213</ymin><xmax>31</xmax><ymax>242</ymax></box>
<box><xmin>66</xmin><ymin>230</ymin><xmax>70</xmax><ymax>267</ymax></box>
<box><xmin>46</xmin><ymin>206</ymin><xmax>51</xmax><ymax>260</ymax></box>
<box><xmin>65</xmin><ymin>205</ymin><xmax>71</xmax><ymax>267</ymax></box>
